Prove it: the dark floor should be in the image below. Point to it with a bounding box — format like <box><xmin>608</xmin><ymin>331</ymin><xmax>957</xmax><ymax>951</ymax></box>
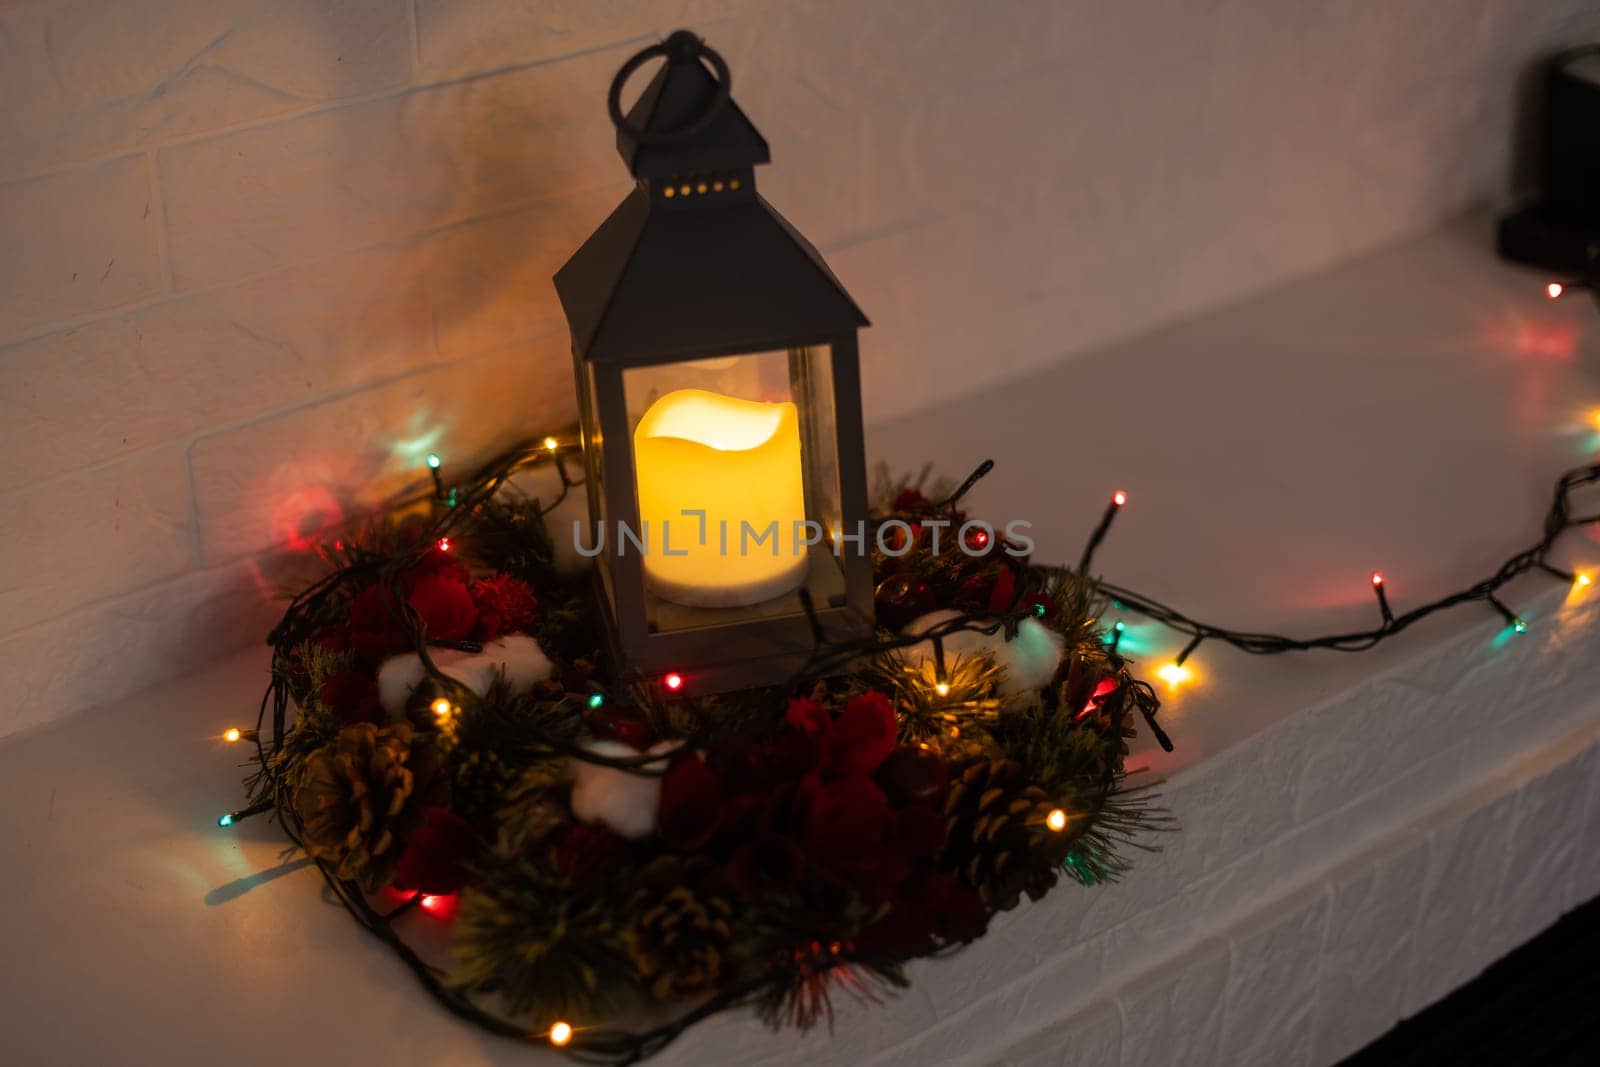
<box><xmin>1340</xmin><ymin>893</ymin><xmax>1600</xmax><ymax>1066</ymax></box>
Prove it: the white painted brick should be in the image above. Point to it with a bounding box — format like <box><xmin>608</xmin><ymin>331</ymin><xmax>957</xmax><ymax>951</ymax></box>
<box><xmin>1116</xmin><ymin>938</ymin><xmax>1230</xmax><ymax>1067</ymax></box>
<box><xmin>413</xmin><ymin>0</ymin><xmax>758</xmax><ymax>79</ymax></box>
<box><xmin>1294</xmin><ymin>681</ymin><xmax>1448</xmax><ymax>824</ymax></box>
<box><xmin>189</xmin><ymin>340</ymin><xmax>576</xmax><ymax>563</ymax></box>
<box><xmin>0</xmin><ymin>0</ymin><xmax>412</xmax><ymax>181</ymax></box>
<box><xmin>864</xmin><ymin>931</ymin><xmax>1111</xmax><ymax>1067</ymax></box>
<box><xmin>1573</xmin><ymin>737</ymin><xmax>1600</xmax><ymax>908</ymax></box>
<box><xmin>996</xmin><ymin>999</ymin><xmax>1120</xmax><ymax>1067</ymax></box>
<box><xmin>0</xmin><ymin>242</ymin><xmax>435</xmax><ymax>492</ymax></box>
<box><xmin>1492</xmin><ymin>737</ymin><xmax>1600</xmax><ymax>942</ymax></box>
<box><xmin>0</xmin><ymin>447</ymin><xmax>192</xmax><ymax>624</ymax></box>
<box><xmin>1069</xmin><ymin>725</ymin><xmax>1305</xmax><ymax>945</ymax></box>
<box><xmin>157</xmin><ymin>46</ymin><xmax>632</xmax><ymax>289</ymax></box>
<box><xmin>0</xmin><ymin>157</ymin><xmax>162</xmax><ymax>337</ymax></box>
<box><xmin>1312</xmin><ymin>831</ymin><xmax>1430</xmax><ymax>1066</ymax></box>
<box><xmin>1405</xmin><ymin>789</ymin><xmax>1521</xmax><ymax>1011</ymax></box>
<box><xmin>0</xmin><ymin>560</ymin><xmax>285</xmax><ymax>740</ymax></box>
<box><xmin>425</xmin><ymin>181</ymin><xmax>630</xmax><ymax>360</ymax></box>
<box><xmin>0</xmin><ymin>181</ymin><xmax>630</xmax><ymax>496</ymax></box>
<box><xmin>1217</xmin><ymin>890</ymin><xmax>1329</xmax><ymax>1067</ymax></box>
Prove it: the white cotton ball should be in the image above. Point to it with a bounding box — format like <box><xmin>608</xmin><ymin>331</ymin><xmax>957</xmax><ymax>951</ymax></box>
<box><xmin>569</xmin><ymin>740</ymin><xmax>679</xmax><ymax>839</ymax></box>
<box><xmin>374</xmin><ymin>635</ymin><xmax>553</xmax><ymax>714</ymax></box>
<box><xmin>377</xmin><ymin>654</ymin><xmax>429</xmax><ymax>715</ymax></box>
<box><xmin>480</xmin><ymin>633</ymin><xmax>553</xmax><ymax>690</ymax></box>
<box><xmin>997</xmin><ymin>617</ymin><xmax>1067</xmax><ymax>695</ymax></box>
<box><xmin>902</xmin><ymin>609</ymin><xmax>1065</xmax><ymax>697</ymax></box>
<box><xmin>376</xmin><ymin>650</ymin><xmax>470</xmax><ymax>715</ymax></box>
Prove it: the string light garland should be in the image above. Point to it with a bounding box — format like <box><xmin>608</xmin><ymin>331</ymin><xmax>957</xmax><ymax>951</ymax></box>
<box><xmin>1069</xmin><ymin>279</ymin><xmax>1600</xmax><ymax>680</ymax></box>
<box><xmin>1081</xmin><ymin>460</ymin><xmax>1600</xmax><ymax>666</ymax></box>
<box><xmin>223</xmin><ymin>435</ymin><xmax>1169</xmax><ymax>1064</ymax></box>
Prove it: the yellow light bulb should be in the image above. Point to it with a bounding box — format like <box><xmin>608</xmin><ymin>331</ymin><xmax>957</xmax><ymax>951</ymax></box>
<box><xmin>1046</xmin><ymin>808</ymin><xmax>1068</xmax><ymax>832</ymax></box>
<box><xmin>223</xmin><ymin>727</ymin><xmax>242</xmax><ymax>743</ymax></box>
<box><xmin>934</xmin><ymin>682</ymin><xmax>951</xmax><ymax>697</ymax></box>
<box><xmin>1577</xmin><ymin>572</ymin><xmax>1593</xmax><ymax>588</ymax></box>
<box><xmin>431</xmin><ymin>698</ymin><xmax>453</xmax><ymax>719</ymax></box>
<box><xmin>1157</xmin><ymin>662</ymin><xmax>1192</xmax><ymax>689</ymax></box>
<box><xmin>549</xmin><ymin>1021</ymin><xmax>573</xmax><ymax>1047</ymax></box>
<box><xmin>543</xmin><ymin>436</ymin><xmax>559</xmax><ymax>452</ymax></box>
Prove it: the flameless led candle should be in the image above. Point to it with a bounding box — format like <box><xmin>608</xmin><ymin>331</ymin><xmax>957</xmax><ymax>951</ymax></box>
<box><xmin>633</xmin><ymin>388</ymin><xmax>808</xmax><ymax>607</ymax></box>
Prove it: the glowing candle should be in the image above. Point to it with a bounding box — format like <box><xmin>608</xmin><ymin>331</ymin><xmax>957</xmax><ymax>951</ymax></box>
<box><xmin>633</xmin><ymin>388</ymin><xmax>808</xmax><ymax>607</ymax></box>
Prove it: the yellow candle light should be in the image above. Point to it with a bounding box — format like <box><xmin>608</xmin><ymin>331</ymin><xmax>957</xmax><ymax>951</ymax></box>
<box><xmin>633</xmin><ymin>388</ymin><xmax>808</xmax><ymax>607</ymax></box>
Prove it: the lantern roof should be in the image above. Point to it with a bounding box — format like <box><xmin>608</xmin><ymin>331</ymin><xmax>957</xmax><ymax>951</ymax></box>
<box><xmin>555</xmin><ymin>31</ymin><xmax>867</xmax><ymax>365</ymax></box>
<box><xmin>615</xmin><ymin>32</ymin><xmax>770</xmax><ymax>179</ymax></box>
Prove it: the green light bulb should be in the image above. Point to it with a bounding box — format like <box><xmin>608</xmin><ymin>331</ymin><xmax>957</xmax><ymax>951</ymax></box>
<box><xmin>218</xmin><ymin>813</ymin><xmax>234</xmax><ymax>828</ymax></box>
<box><xmin>426</xmin><ymin>453</ymin><xmax>441</xmax><ymax>470</ymax></box>
<box><xmin>587</xmin><ymin>693</ymin><xmax>604</xmax><ymax>709</ymax></box>
<box><xmin>1514</xmin><ymin>618</ymin><xmax>1528</xmax><ymax>634</ymax></box>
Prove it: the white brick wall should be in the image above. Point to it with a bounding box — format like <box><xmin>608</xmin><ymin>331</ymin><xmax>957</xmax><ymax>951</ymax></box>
<box><xmin>3</xmin><ymin>0</ymin><xmax>1599</xmax><ymax>735</ymax></box>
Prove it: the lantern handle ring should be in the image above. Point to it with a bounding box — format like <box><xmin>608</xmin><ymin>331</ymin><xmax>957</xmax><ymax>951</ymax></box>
<box><xmin>608</xmin><ymin>31</ymin><xmax>731</xmax><ymax>146</ymax></box>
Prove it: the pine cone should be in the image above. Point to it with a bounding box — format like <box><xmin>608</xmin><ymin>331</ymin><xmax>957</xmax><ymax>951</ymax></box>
<box><xmin>451</xmin><ymin>748</ymin><xmax>519</xmax><ymax>823</ymax></box>
<box><xmin>291</xmin><ymin>721</ymin><xmax>447</xmax><ymax>891</ymax></box>
<box><xmin>627</xmin><ymin>856</ymin><xmax>734</xmax><ymax>1001</ymax></box>
<box><xmin>942</xmin><ymin>758</ymin><xmax>1071</xmax><ymax>911</ymax></box>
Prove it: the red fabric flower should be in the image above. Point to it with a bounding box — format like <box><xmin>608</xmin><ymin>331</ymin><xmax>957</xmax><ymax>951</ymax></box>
<box><xmin>824</xmin><ymin>691</ymin><xmax>898</xmax><ymax>776</ymax></box>
<box><xmin>404</xmin><ymin>545</ymin><xmax>470</xmax><ymax>590</ymax></box>
<box><xmin>319</xmin><ymin>669</ymin><xmax>381</xmax><ymax>726</ymax></box>
<box><xmin>407</xmin><ymin>573</ymin><xmax>478</xmax><ymax>642</ymax></box>
<box><xmin>470</xmin><ymin>574</ymin><xmax>538</xmax><ymax>641</ymax></box>
<box><xmin>347</xmin><ymin>585</ymin><xmax>408</xmax><ymax>666</ymax></box>
<box><xmin>804</xmin><ymin>775</ymin><xmax>908</xmax><ymax>892</ymax></box>
<box><xmin>393</xmin><ymin>806</ymin><xmax>477</xmax><ymax>894</ymax></box>
<box><xmin>720</xmin><ymin>727</ymin><xmax>820</xmax><ymax>797</ymax></box>
<box><xmin>918</xmin><ymin>871</ymin><xmax>988</xmax><ymax>942</ymax></box>
<box><xmin>857</xmin><ymin>871</ymin><xmax>988</xmax><ymax>955</ymax></box>
<box><xmin>896</xmin><ymin>804</ymin><xmax>947</xmax><ymax>861</ymax></box>
<box><xmin>659</xmin><ymin>756</ymin><xmax>724</xmax><ymax>850</ymax></box>
<box><xmin>728</xmin><ymin>831</ymin><xmax>807</xmax><ymax>897</ymax></box>
<box><xmin>550</xmin><ymin>822</ymin><xmax>629</xmax><ymax>894</ymax></box>
<box><xmin>785</xmin><ymin>696</ymin><xmax>831</xmax><ymax>740</ymax></box>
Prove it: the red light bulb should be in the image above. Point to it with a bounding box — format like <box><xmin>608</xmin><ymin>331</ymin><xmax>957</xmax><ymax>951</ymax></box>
<box><xmin>1547</xmin><ymin>282</ymin><xmax>1564</xmax><ymax>299</ymax></box>
<box><xmin>1112</xmin><ymin>490</ymin><xmax>1128</xmax><ymax>507</ymax></box>
<box><xmin>1370</xmin><ymin>572</ymin><xmax>1384</xmax><ymax>587</ymax></box>
<box><xmin>663</xmin><ymin>672</ymin><xmax>684</xmax><ymax>692</ymax></box>
<box><xmin>437</xmin><ymin>537</ymin><xmax>451</xmax><ymax>552</ymax></box>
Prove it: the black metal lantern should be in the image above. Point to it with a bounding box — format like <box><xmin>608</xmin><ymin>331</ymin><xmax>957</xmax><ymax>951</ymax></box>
<box><xmin>554</xmin><ymin>30</ymin><xmax>874</xmax><ymax>694</ymax></box>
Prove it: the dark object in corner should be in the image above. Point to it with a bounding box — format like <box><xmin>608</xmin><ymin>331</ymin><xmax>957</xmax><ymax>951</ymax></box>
<box><xmin>1341</xmin><ymin>893</ymin><xmax>1600</xmax><ymax>1066</ymax></box>
<box><xmin>1499</xmin><ymin>45</ymin><xmax>1600</xmax><ymax>275</ymax></box>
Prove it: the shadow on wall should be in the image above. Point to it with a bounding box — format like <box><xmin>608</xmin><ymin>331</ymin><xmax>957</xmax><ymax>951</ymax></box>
<box><xmin>232</xmin><ymin>19</ymin><xmax>639</xmax><ymax>592</ymax></box>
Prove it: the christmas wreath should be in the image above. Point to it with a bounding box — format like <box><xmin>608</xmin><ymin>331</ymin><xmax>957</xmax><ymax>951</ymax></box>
<box><xmin>227</xmin><ymin>443</ymin><xmax>1171</xmax><ymax>1060</ymax></box>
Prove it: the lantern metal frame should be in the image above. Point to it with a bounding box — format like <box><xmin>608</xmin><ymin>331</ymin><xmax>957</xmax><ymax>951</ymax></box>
<box><xmin>554</xmin><ymin>31</ymin><xmax>875</xmax><ymax>694</ymax></box>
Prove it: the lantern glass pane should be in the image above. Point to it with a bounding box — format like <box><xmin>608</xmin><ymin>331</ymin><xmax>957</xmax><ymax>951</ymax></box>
<box><xmin>619</xmin><ymin>346</ymin><xmax>846</xmax><ymax>634</ymax></box>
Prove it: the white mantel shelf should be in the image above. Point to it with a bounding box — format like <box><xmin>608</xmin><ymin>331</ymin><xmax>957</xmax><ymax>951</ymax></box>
<box><xmin>4</xmin><ymin>211</ymin><xmax>1600</xmax><ymax>1067</ymax></box>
